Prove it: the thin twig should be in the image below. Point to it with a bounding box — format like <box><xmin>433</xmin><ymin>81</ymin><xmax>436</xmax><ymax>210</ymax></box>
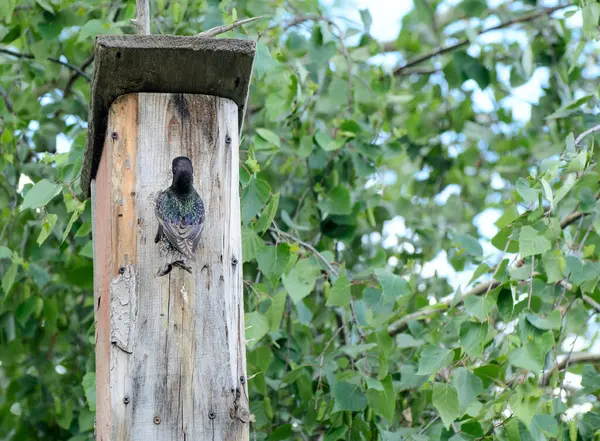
<box><xmin>392</xmin><ymin>4</ymin><xmax>573</xmax><ymax>75</ymax></box>
<box><xmin>0</xmin><ymin>48</ymin><xmax>91</xmax><ymax>81</ymax></box>
<box><xmin>283</xmin><ymin>15</ymin><xmax>353</xmax><ymax>111</ymax></box>
<box><xmin>475</xmin><ymin>414</ymin><xmax>513</xmax><ymax>441</ymax></box>
<box><xmin>349</xmin><ymin>300</ymin><xmax>365</xmax><ymax>341</ymax></box>
<box><xmin>575</xmin><ymin>123</ymin><xmax>600</xmax><ymax>146</ymax></box>
<box><xmin>540</xmin><ymin>335</ymin><xmax>600</xmax><ymax>386</ymax></box>
<box><xmin>0</xmin><ymin>86</ymin><xmax>14</xmax><ymax>113</ymax></box>
<box><xmin>314</xmin><ymin>326</ymin><xmax>343</xmax><ymax>409</ymax></box>
<box><xmin>268</xmin><ymin>226</ymin><xmax>339</xmax><ymax>277</ymax></box>
<box><xmin>196</xmin><ymin>16</ymin><xmax>264</xmax><ymax>37</ymax></box>
<box><xmin>528</xmin><ymin>255</ymin><xmax>534</xmax><ymax>309</ymax></box>
<box><xmin>63</xmin><ymin>54</ymin><xmax>94</xmax><ymax>98</ymax></box>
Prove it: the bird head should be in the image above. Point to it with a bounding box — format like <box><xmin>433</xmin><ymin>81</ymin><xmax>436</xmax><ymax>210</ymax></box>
<box><xmin>172</xmin><ymin>156</ymin><xmax>194</xmax><ymax>194</ymax></box>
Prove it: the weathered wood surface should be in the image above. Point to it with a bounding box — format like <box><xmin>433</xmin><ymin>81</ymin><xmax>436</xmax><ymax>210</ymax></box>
<box><xmin>92</xmin><ymin>93</ymin><xmax>248</xmax><ymax>441</ymax></box>
<box><xmin>82</xmin><ymin>35</ymin><xmax>256</xmax><ymax>197</ymax></box>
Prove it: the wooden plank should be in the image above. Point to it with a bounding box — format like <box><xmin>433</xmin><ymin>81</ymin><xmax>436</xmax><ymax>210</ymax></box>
<box><xmin>92</xmin><ymin>93</ymin><xmax>247</xmax><ymax>441</ymax></box>
<box><xmin>92</xmin><ymin>93</ymin><xmax>139</xmax><ymax>441</ymax></box>
<box><xmin>81</xmin><ymin>35</ymin><xmax>256</xmax><ymax>197</ymax></box>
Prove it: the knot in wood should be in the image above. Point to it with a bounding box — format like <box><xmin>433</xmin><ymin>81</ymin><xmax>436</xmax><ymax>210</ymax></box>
<box><xmin>153</xmin><ymin>416</ymin><xmax>161</xmax><ymax>425</ymax></box>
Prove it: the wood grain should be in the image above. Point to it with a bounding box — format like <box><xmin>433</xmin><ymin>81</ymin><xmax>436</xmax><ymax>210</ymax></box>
<box><xmin>91</xmin><ymin>93</ymin><xmax>247</xmax><ymax>441</ymax></box>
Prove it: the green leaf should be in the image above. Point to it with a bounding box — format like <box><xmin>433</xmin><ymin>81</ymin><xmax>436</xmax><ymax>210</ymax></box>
<box><xmin>432</xmin><ymin>382</ymin><xmax>460</xmax><ymax>428</ymax></box>
<box><xmin>395</xmin><ymin>333</ymin><xmax>424</xmax><ymax>348</ymax></box>
<box><xmin>374</xmin><ymin>268</ymin><xmax>410</xmax><ymax>299</ymax></box>
<box><xmin>82</xmin><ymin>372</ymin><xmax>96</xmax><ymax>411</ymax></box>
<box><xmin>61</xmin><ymin>211</ymin><xmax>80</xmax><ymax>244</ymax></box>
<box><xmin>56</xmin><ymin>400</ymin><xmax>73</xmax><ymax>430</ymax></box>
<box><xmin>567</xmin><ymin>151</ymin><xmax>587</xmax><ymax>173</ymax></box>
<box><xmin>452</xmin><ymin>367</ymin><xmax>483</xmax><ymax>415</ymax></box>
<box><xmin>496</xmin><ymin>205</ymin><xmax>520</xmax><ymax>228</ymax></box>
<box><xmin>454</xmin><ymin>233</ymin><xmax>483</xmax><ymax>257</ymax></box>
<box><xmin>516</xmin><ymin>178</ymin><xmax>540</xmax><ymax>204</ymax></box>
<box><xmin>332</xmin><ymin>381</ymin><xmax>367</xmax><ymax>412</ymax></box>
<box><xmin>566</xmin><ymin>256</ymin><xmax>600</xmax><ymax>285</ymax></box>
<box><xmin>542</xmin><ymin>251</ymin><xmax>564</xmax><ymax>284</ymax></box>
<box><xmin>256</xmin><ymin>244</ymin><xmax>292</xmax><ymax>285</ymax></box>
<box><xmin>268</xmin><ymin>290</ymin><xmax>287</xmax><ymax>333</ymax></box>
<box><xmin>417</xmin><ymin>345</ymin><xmax>453</xmax><ymax>375</ymax></box>
<box><xmin>242</xmin><ymin>226</ymin><xmax>264</xmax><ymax>262</ymax></box>
<box><xmin>453</xmin><ymin>51</ymin><xmax>490</xmax><ymax>89</ymax></box>
<box><xmin>2</xmin><ymin>262</ymin><xmax>18</xmax><ymax>295</ymax></box>
<box><xmin>509</xmin><ymin>331</ymin><xmax>554</xmax><ymax>372</ymax></box>
<box><xmin>256</xmin><ymin>128</ymin><xmax>281</xmax><ymax>148</ymax></box>
<box><xmin>255</xmin><ymin>192</ymin><xmax>279</xmax><ymax>233</ymax></box>
<box><xmin>526</xmin><ymin>310</ymin><xmax>561</xmax><ymax>330</ymax></box>
<box><xmin>464</xmin><ymin>294</ymin><xmax>495</xmax><ymax>321</ymax></box>
<box><xmin>519</xmin><ymin>226</ymin><xmax>551</xmax><ymax>258</ymax></box>
<box><xmin>241</xmin><ymin>179</ymin><xmax>271</xmax><ymax>224</ymax></box>
<box><xmin>318</xmin><ymin>186</ymin><xmax>352</xmax><ymax>215</ymax></box>
<box><xmin>324</xmin><ymin>426</ymin><xmax>348</xmax><ymax>441</ymax></box>
<box><xmin>315</xmin><ymin>131</ymin><xmax>341</xmax><ymax>151</ymax></box>
<box><xmin>36</xmin><ymin>0</ymin><xmax>55</xmax><ymax>14</ymax></box>
<box><xmin>583</xmin><ymin>1</ymin><xmax>600</xmax><ymax>38</ymax></box>
<box><xmin>37</xmin><ymin>213</ymin><xmax>58</xmax><ymax>245</ymax></box>
<box><xmin>0</xmin><ymin>246</ymin><xmax>12</xmax><ymax>260</ymax></box>
<box><xmin>359</xmin><ymin>9</ymin><xmax>372</xmax><ymax>32</ymax></box>
<box><xmin>342</xmin><ymin>343</ymin><xmax>377</xmax><ymax>358</ymax></box>
<box><xmin>460</xmin><ymin>321</ymin><xmax>488</xmax><ymax>359</ymax></box>
<box><xmin>553</xmin><ymin>173</ymin><xmax>576</xmax><ymax>206</ymax></box>
<box><xmin>529</xmin><ymin>414</ymin><xmax>559</xmax><ymax>440</ymax></box>
<box><xmin>21</xmin><ymin>179</ymin><xmax>62</xmax><ymax>211</ymax></box>
<box><xmin>366</xmin><ymin>375</ymin><xmax>395</xmax><ymax>421</ymax></box>
<box><xmin>282</xmin><ymin>258</ymin><xmax>320</xmax><ymax>303</ymax></box>
<box><xmin>245</xmin><ymin>311</ymin><xmax>270</xmax><ymax>348</ymax></box>
<box><xmin>326</xmin><ymin>273</ymin><xmax>352</xmax><ymax>307</ymax></box>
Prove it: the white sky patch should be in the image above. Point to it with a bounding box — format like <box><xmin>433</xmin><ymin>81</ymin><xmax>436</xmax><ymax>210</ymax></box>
<box><xmin>56</xmin><ymin>133</ymin><xmax>72</xmax><ymax>153</ymax></box>
<box><xmin>473</xmin><ymin>208</ymin><xmax>502</xmax><ymax>239</ymax></box>
<box><xmin>17</xmin><ymin>174</ymin><xmax>33</xmax><ymax>192</ymax></box>
<box><xmin>435</xmin><ymin>184</ymin><xmax>461</xmax><ymax>204</ymax></box>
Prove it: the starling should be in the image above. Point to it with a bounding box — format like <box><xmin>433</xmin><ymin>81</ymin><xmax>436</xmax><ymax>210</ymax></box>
<box><xmin>154</xmin><ymin>156</ymin><xmax>205</xmax><ymax>277</ymax></box>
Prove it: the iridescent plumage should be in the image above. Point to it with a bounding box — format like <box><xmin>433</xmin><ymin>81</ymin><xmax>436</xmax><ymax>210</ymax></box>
<box><xmin>154</xmin><ymin>157</ymin><xmax>205</xmax><ymax>277</ymax></box>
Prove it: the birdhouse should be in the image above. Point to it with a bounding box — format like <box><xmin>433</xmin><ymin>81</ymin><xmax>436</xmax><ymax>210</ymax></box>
<box><xmin>81</xmin><ymin>35</ymin><xmax>255</xmax><ymax>441</ymax></box>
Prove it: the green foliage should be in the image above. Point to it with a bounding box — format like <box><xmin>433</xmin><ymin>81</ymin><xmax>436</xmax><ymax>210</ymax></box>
<box><xmin>2</xmin><ymin>0</ymin><xmax>600</xmax><ymax>440</ymax></box>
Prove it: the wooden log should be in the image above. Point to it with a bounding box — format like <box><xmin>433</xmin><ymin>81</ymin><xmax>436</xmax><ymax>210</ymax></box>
<box><xmin>91</xmin><ymin>93</ymin><xmax>248</xmax><ymax>441</ymax></box>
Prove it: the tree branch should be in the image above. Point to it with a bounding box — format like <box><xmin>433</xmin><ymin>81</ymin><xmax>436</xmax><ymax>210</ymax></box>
<box><xmin>392</xmin><ymin>4</ymin><xmax>573</xmax><ymax>76</ymax></box>
<box><xmin>130</xmin><ymin>0</ymin><xmax>150</xmax><ymax>35</ymax></box>
<box><xmin>196</xmin><ymin>16</ymin><xmax>264</xmax><ymax>37</ymax></box>
<box><xmin>0</xmin><ymin>48</ymin><xmax>91</xmax><ymax>81</ymax></box>
<box><xmin>63</xmin><ymin>54</ymin><xmax>95</xmax><ymax>99</ymax></box>
<box><xmin>388</xmin><ymin>280</ymin><xmax>500</xmax><ymax>336</ymax></box>
<box><xmin>539</xmin><ymin>352</ymin><xmax>600</xmax><ymax>386</ymax></box>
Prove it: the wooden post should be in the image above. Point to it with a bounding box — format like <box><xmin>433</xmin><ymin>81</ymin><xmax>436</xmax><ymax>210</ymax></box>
<box><xmin>83</xmin><ymin>36</ymin><xmax>255</xmax><ymax>441</ymax></box>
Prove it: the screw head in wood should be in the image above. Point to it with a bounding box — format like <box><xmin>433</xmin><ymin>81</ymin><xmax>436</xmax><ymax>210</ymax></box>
<box><xmin>123</xmin><ymin>396</ymin><xmax>130</xmax><ymax>404</ymax></box>
<box><xmin>153</xmin><ymin>416</ymin><xmax>161</xmax><ymax>425</ymax></box>
<box><xmin>208</xmin><ymin>411</ymin><xmax>216</xmax><ymax>419</ymax></box>
<box><xmin>111</xmin><ymin>131</ymin><xmax>118</xmax><ymax>140</ymax></box>
<box><xmin>225</xmin><ymin>135</ymin><xmax>232</xmax><ymax>144</ymax></box>
<box><xmin>231</xmin><ymin>257</ymin><xmax>238</xmax><ymax>267</ymax></box>
<box><xmin>240</xmin><ymin>375</ymin><xmax>245</xmax><ymax>384</ymax></box>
